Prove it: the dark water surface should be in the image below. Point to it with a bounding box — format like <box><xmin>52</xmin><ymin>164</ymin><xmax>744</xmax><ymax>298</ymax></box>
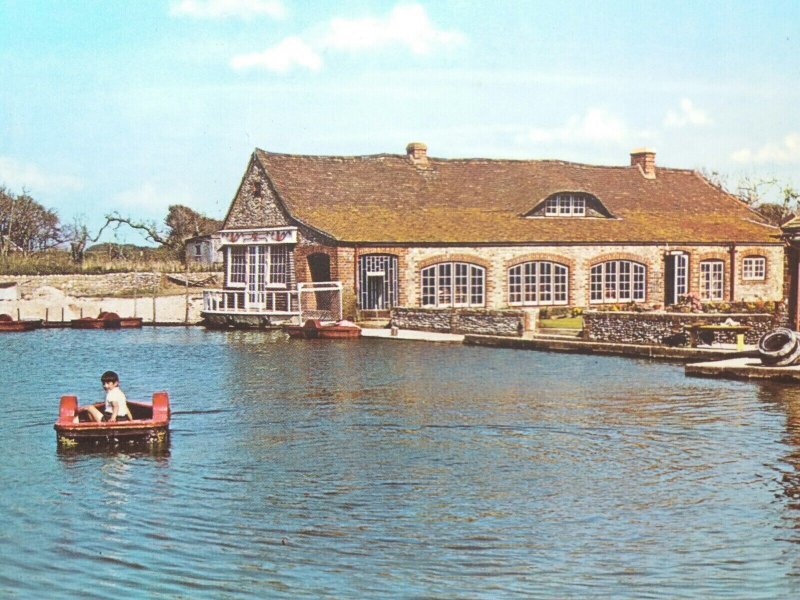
<box><xmin>2</xmin><ymin>328</ymin><xmax>800</xmax><ymax>598</ymax></box>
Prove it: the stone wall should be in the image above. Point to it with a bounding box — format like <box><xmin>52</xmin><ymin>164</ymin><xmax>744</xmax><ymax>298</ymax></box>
<box><xmin>0</xmin><ymin>272</ymin><xmax>220</xmax><ymax>298</ymax></box>
<box><xmin>583</xmin><ymin>310</ymin><xmax>782</xmax><ymax>345</ymax></box>
<box><xmin>391</xmin><ymin>307</ymin><xmax>524</xmax><ymax>336</ymax></box>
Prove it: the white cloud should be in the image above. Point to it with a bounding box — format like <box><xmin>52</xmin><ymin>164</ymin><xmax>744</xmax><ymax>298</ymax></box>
<box><xmin>664</xmin><ymin>98</ymin><xmax>711</xmax><ymax>128</ymax></box>
<box><xmin>525</xmin><ymin>108</ymin><xmax>629</xmax><ymax>144</ymax></box>
<box><xmin>170</xmin><ymin>0</ymin><xmax>286</xmax><ymax>19</ymax></box>
<box><xmin>231</xmin><ymin>3</ymin><xmax>464</xmax><ymax>73</ymax></box>
<box><xmin>732</xmin><ymin>133</ymin><xmax>800</xmax><ymax>164</ymax></box>
<box><xmin>231</xmin><ymin>36</ymin><xmax>322</xmax><ymax>72</ymax></box>
<box><xmin>0</xmin><ymin>156</ymin><xmax>83</xmax><ymax>194</ymax></box>
<box><xmin>323</xmin><ymin>3</ymin><xmax>464</xmax><ymax>55</ymax></box>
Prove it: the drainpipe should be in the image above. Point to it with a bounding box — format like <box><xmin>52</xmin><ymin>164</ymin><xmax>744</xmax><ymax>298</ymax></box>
<box><xmin>353</xmin><ymin>244</ymin><xmax>359</xmax><ymax>319</ymax></box>
<box><xmin>729</xmin><ymin>243</ymin><xmax>736</xmax><ymax>302</ymax></box>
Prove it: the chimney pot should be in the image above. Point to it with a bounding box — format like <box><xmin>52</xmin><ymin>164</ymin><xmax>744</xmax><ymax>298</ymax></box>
<box><xmin>406</xmin><ymin>142</ymin><xmax>428</xmax><ymax>166</ymax></box>
<box><xmin>630</xmin><ymin>148</ymin><xmax>656</xmax><ymax>179</ymax></box>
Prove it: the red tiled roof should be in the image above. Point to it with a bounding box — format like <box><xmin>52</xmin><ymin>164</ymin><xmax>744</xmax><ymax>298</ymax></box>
<box><xmin>253</xmin><ymin>149</ymin><xmax>779</xmax><ymax>244</ymax></box>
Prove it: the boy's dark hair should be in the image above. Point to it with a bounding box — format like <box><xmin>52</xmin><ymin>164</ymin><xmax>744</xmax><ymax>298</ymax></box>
<box><xmin>101</xmin><ymin>370</ymin><xmax>119</xmax><ymax>383</ymax></box>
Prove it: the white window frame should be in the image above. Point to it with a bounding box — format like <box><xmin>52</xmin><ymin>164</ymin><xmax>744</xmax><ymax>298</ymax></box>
<box><xmin>700</xmin><ymin>260</ymin><xmax>725</xmax><ymax>300</ymax></box>
<box><xmin>590</xmin><ymin>260</ymin><xmax>646</xmax><ymax>303</ymax></box>
<box><xmin>227</xmin><ymin>246</ymin><xmax>247</xmax><ymax>287</ymax></box>
<box><xmin>742</xmin><ymin>256</ymin><xmax>766</xmax><ymax>281</ymax></box>
<box><xmin>508</xmin><ymin>261</ymin><xmax>569</xmax><ymax>306</ymax></box>
<box><xmin>226</xmin><ymin>244</ymin><xmax>289</xmax><ymax>290</ymax></box>
<box><xmin>421</xmin><ymin>262</ymin><xmax>485</xmax><ymax>308</ymax></box>
<box><xmin>544</xmin><ymin>193</ymin><xmax>586</xmax><ymax>216</ymax></box>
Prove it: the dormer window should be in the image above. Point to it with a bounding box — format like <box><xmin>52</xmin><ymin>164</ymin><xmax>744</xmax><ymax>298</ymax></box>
<box><xmin>545</xmin><ymin>194</ymin><xmax>586</xmax><ymax>216</ymax></box>
<box><xmin>525</xmin><ymin>192</ymin><xmax>611</xmax><ymax>219</ymax></box>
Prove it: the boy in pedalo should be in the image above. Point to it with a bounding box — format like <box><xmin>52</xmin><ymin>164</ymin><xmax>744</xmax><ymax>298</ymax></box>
<box><xmin>74</xmin><ymin>370</ymin><xmax>133</xmax><ymax>423</ymax></box>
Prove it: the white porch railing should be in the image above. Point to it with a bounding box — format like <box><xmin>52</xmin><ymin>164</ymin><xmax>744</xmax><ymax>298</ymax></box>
<box><xmin>202</xmin><ymin>289</ymin><xmax>301</xmax><ymax>315</ymax></box>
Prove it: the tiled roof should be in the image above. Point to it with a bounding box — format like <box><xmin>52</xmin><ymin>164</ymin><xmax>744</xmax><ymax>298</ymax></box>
<box><xmin>253</xmin><ymin>149</ymin><xmax>780</xmax><ymax>244</ymax></box>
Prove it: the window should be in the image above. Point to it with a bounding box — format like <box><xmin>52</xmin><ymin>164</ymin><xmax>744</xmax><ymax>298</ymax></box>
<box><xmin>227</xmin><ymin>245</ymin><xmax>289</xmax><ymax>288</ymax></box>
<box><xmin>508</xmin><ymin>261</ymin><xmax>568</xmax><ymax>306</ymax></box>
<box><xmin>700</xmin><ymin>260</ymin><xmax>725</xmax><ymax>300</ymax></box>
<box><xmin>544</xmin><ymin>193</ymin><xmax>586</xmax><ymax>216</ymax></box>
<box><xmin>228</xmin><ymin>247</ymin><xmax>246</xmax><ymax>285</ymax></box>
<box><xmin>421</xmin><ymin>262</ymin><xmax>485</xmax><ymax>308</ymax></box>
<box><xmin>269</xmin><ymin>245</ymin><xmax>289</xmax><ymax>285</ymax></box>
<box><xmin>590</xmin><ymin>260</ymin><xmax>646</xmax><ymax>303</ymax></box>
<box><xmin>743</xmin><ymin>256</ymin><xmax>766</xmax><ymax>280</ymax></box>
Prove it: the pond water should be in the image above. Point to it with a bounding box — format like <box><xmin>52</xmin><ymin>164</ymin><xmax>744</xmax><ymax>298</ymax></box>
<box><xmin>2</xmin><ymin>327</ymin><xmax>800</xmax><ymax>598</ymax></box>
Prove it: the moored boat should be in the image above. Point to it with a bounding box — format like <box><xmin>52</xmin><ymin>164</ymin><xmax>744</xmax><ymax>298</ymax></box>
<box><xmin>70</xmin><ymin>311</ymin><xmax>134</xmax><ymax>329</ymax></box>
<box><xmin>54</xmin><ymin>391</ymin><xmax>171</xmax><ymax>444</ymax></box>
<box><xmin>284</xmin><ymin>319</ymin><xmax>361</xmax><ymax>339</ymax></box>
<box><xmin>0</xmin><ymin>314</ymin><xmax>42</xmax><ymax>332</ymax></box>
<box><xmin>118</xmin><ymin>316</ymin><xmax>144</xmax><ymax>328</ymax></box>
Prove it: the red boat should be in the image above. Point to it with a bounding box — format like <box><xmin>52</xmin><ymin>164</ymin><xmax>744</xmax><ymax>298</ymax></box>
<box><xmin>0</xmin><ymin>314</ymin><xmax>42</xmax><ymax>332</ymax></box>
<box><xmin>284</xmin><ymin>319</ymin><xmax>361</xmax><ymax>339</ymax></box>
<box><xmin>70</xmin><ymin>312</ymin><xmax>142</xmax><ymax>329</ymax></box>
<box><xmin>118</xmin><ymin>317</ymin><xmax>144</xmax><ymax>328</ymax></box>
<box><xmin>54</xmin><ymin>391</ymin><xmax>170</xmax><ymax>444</ymax></box>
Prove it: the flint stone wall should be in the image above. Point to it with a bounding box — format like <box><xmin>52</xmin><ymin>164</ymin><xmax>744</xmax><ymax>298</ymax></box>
<box><xmin>583</xmin><ymin>310</ymin><xmax>782</xmax><ymax>345</ymax></box>
<box><xmin>0</xmin><ymin>273</ymin><xmax>219</xmax><ymax>298</ymax></box>
<box><xmin>391</xmin><ymin>307</ymin><xmax>525</xmax><ymax>336</ymax></box>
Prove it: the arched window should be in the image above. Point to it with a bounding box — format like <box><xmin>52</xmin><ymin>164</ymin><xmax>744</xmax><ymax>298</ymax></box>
<box><xmin>421</xmin><ymin>262</ymin><xmax>485</xmax><ymax>308</ymax></box>
<box><xmin>590</xmin><ymin>260</ymin><xmax>646</xmax><ymax>303</ymax></box>
<box><xmin>700</xmin><ymin>260</ymin><xmax>725</xmax><ymax>300</ymax></box>
<box><xmin>508</xmin><ymin>261</ymin><xmax>568</xmax><ymax>306</ymax></box>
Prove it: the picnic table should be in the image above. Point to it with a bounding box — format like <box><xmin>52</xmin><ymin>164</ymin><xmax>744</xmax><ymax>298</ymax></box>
<box><xmin>687</xmin><ymin>323</ymin><xmax>751</xmax><ymax>348</ymax></box>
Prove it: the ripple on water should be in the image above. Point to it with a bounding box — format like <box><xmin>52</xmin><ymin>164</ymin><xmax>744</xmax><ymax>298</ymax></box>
<box><xmin>1</xmin><ymin>329</ymin><xmax>800</xmax><ymax>598</ymax></box>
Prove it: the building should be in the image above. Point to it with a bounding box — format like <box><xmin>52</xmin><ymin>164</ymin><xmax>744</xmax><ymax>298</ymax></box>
<box><xmin>202</xmin><ymin>143</ymin><xmax>783</xmax><ymax>328</ymax></box>
<box><xmin>184</xmin><ymin>233</ymin><xmax>223</xmax><ymax>265</ymax></box>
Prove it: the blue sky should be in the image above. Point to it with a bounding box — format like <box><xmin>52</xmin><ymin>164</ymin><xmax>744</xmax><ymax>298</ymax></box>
<box><xmin>1</xmin><ymin>0</ymin><xmax>799</xmax><ymax>242</ymax></box>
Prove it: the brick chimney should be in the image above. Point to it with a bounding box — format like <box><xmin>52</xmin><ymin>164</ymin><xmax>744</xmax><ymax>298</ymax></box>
<box><xmin>630</xmin><ymin>148</ymin><xmax>656</xmax><ymax>179</ymax></box>
<box><xmin>406</xmin><ymin>142</ymin><xmax>428</xmax><ymax>166</ymax></box>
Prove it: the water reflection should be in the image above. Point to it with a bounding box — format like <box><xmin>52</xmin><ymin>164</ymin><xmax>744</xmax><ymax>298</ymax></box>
<box><xmin>56</xmin><ymin>435</ymin><xmax>171</xmax><ymax>460</ymax></box>
<box><xmin>5</xmin><ymin>329</ymin><xmax>800</xmax><ymax>597</ymax></box>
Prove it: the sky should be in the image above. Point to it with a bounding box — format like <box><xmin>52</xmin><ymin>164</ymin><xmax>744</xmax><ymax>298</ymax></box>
<box><xmin>1</xmin><ymin>0</ymin><xmax>799</xmax><ymax>243</ymax></box>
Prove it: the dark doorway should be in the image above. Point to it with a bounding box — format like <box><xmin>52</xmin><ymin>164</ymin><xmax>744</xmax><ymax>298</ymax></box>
<box><xmin>308</xmin><ymin>253</ymin><xmax>331</xmax><ymax>282</ymax></box>
<box><xmin>307</xmin><ymin>253</ymin><xmax>332</xmax><ymax>310</ymax></box>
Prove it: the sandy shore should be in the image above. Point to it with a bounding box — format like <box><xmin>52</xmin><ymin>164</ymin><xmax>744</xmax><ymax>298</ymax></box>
<box><xmin>0</xmin><ymin>286</ymin><xmax>204</xmax><ymax>324</ymax></box>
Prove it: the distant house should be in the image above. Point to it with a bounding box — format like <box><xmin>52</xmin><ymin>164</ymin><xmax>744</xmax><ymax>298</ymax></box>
<box><xmin>202</xmin><ymin>143</ymin><xmax>784</xmax><ymax>327</ymax></box>
<box><xmin>184</xmin><ymin>234</ymin><xmax>222</xmax><ymax>265</ymax></box>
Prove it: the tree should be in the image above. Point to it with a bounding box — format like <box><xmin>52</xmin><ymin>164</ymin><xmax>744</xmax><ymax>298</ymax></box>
<box><xmin>700</xmin><ymin>170</ymin><xmax>798</xmax><ymax>226</ymax></box>
<box><xmin>164</xmin><ymin>205</ymin><xmax>222</xmax><ymax>248</ymax></box>
<box><xmin>0</xmin><ymin>187</ymin><xmax>61</xmax><ymax>254</ymax></box>
<box><xmin>89</xmin><ymin>205</ymin><xmax>222</xmax><ymax>260</ymax></box>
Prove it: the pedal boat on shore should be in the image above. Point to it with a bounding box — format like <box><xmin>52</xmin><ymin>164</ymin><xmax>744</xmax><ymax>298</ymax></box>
<box><xmin>283</xmin><ymin>319</ymin><xmax>361</xmax><ymax>339</ymax></box>
<box><xmin>0</xmin><ymin>314</ymin><xmax>42</xmax><ymax>332</ymax></box>
<box><xmin>54</xmin><ymin>391</ymin><xmax>170</xmax><ymax>444</ymax></box>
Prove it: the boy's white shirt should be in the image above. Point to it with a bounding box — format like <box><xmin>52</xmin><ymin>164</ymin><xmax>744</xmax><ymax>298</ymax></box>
<box><xmin>105</xmin><ymin>386</ymin><xmax>130</xmax><ymax>417</ymax></box>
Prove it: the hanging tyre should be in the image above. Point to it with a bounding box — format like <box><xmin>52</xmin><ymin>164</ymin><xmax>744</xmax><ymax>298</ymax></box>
<box><xmin>772</xmin><ymin>338</ymin><xmax>800</xmax><ymax>366</ymax></box>
<box><xmin>759</xmin><ymin>328</ymin><xmax>799</xmax><ymax>365</ymax></box>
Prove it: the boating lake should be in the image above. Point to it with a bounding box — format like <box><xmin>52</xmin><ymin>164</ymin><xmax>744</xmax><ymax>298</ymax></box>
<box><xmin>2</xmin><ymin>327</ymin><xmax>800</xmax><ymax>598</ymax></box>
